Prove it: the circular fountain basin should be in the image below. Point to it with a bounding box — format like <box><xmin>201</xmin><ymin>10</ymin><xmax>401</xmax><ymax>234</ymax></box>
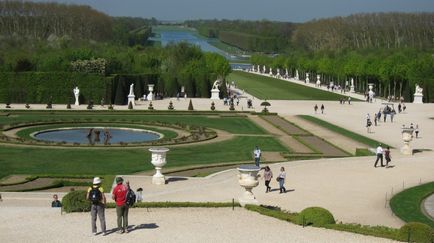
<box><xmin>32</xmin><ymin>127</ymin><xmax>162</xmax><ymax>144</ymax></box>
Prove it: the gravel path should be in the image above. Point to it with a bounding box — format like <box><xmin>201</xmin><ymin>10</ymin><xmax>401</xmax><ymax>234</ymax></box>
<box><xmin>0</xmin><ymin>207</ymin><xmax>396</xmax><ymax>243</ymax></box>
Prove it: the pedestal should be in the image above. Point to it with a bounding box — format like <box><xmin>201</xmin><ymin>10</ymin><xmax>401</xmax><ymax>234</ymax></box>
<box><xmin>350</xmin><ymin>85</ymin><xmax>355</xmax><ymax>93</ymax></box>
<box><xmin>152</xmin><ymin>168</ymin><xmax>165</xmax><ymax>185</ymax></box>
<box><xmin>210</xmin><ymin>89</ymin><xmax>220</xmax><ymax>100</ymax></box>
<box><xmin>74</xmin><ymin>96</ymin><xmax>79</xmax><ymax>106</ymax></box>
<box><xmin>401</xmin><ymin>128</ymin><xmax>414</xmax><ymax>155</ymax></box>
<box><xmin>128</xmin><ymin>95</ymin><xmax>135</xmax><ymax>107</ymax></box>
<box><xmin>401</xmin><ymin>143</ymin><xmax>413</xmax><ymax>155</ymax></box>
<box><xmin>413</xmin><ymin>94</ymin><xmax>423</xmax><ymax>104</ymax></box>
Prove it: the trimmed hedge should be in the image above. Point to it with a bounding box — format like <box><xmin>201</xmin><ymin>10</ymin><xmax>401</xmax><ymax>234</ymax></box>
<box><xmin>0</xmin><ymin>72</ymin><xmax>111</xmax><ymax>104</ymax></box>
<box><xmin>0</xmin><ymin>72</ymin><xmax>159</xmax><ymax>105</ymax></box>
<box><xmin>297</xmin><ymin>207</ymin><xmax>335</xmax><ymax>227</ymax></box>
<box><xmin>62</xmin><ymin>190</ymin><xmax>91</xmax><ymax>213</ymax></box>
<box><xmin>397</xmin><ymin>222</ymin><xmax>434</xmax><ymax>243</ymax></box>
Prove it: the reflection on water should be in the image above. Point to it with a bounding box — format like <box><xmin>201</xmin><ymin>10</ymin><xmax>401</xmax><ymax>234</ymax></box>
<box><xmin>34</xmin><ymin>128</ymin><xmax>161</xmax><ymax>144</ymax></box>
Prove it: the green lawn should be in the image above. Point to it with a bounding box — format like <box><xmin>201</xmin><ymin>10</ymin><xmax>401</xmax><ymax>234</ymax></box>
<box><xmin>228</xmin><ymin>71</ymin><xmax>355</xmax><ymax>100</ymax></box>
<box><xmin>298</xmin><ymin>115</ymin><xmax>389</xmax><ymax>148</ymax></box>
<box><xmin>0</xmin><ymin>111</ymin><xmax>288</xmax><ymax>179</ymax></box>
<box><xmin>0</xmin><ymin>136</ymin><xmax>288</xmax><ymax>179</ymax></box>
<box><xmin>390</xmin><ymin>182</ymin><xmax>434</xmax><ymax>228</ymax></box>
<box><xmin>0</xmin><ymin>111</ymin><xmax>266</xmax><ymax>134</ymax></box>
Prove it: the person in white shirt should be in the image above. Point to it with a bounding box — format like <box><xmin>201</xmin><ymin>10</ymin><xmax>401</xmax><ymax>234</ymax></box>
<box><xmin>374</xmin><ymin>144</ymin><xmax>384</xmax><ymax>167</ymax></box>
<box><xmin>278</xmin><ymin>167</ymin><xmax>286</xmax><ymax>193</ymax></box>
<box><xmin>253</xmin><ymin>146</ymin><xmax>261</xmax><ymax>167</ymax></box>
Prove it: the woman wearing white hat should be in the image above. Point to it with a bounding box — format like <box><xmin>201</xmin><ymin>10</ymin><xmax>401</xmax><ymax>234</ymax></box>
<box><xmin>86</xmin><ymin>177</ymin><xmax>107</xmax><ymax>236</ymax></box>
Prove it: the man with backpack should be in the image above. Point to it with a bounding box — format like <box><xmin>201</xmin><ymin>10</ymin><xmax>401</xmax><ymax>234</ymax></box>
<box><xmin>112</xmin><ymin>177</ymin><xmax>130</xmax><ymax>234</ymax></box>
<box><xmin>86</xmin><ymin>177</ymin><xmax>106</xmax><ymax>236</ymax></box>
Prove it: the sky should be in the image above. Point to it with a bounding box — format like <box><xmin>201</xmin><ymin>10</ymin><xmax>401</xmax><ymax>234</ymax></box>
<box><xmin>33</xmin><ymin>0</ymin><xmax>434</xmax><ymax>22</ymax></box>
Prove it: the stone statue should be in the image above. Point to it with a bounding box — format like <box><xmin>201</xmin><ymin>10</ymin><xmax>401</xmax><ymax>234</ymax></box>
<box><xmin>212</xmin><ymin>80</ymin><xmax>221</xmax><ymax>90</ymax></box>
<box><xmin>129</xmin><ymin>83</ymin><xmax>134</xmax><ymax>96</ymax></box>
<box><xmin>415</xmin><ymin>84</ymin><xmax>423</xmax><ymax>95</ymax></box>
<box><xmin>295</xmin><ymin>70</ymin><xmax>299</xmax><ymax>80</ymax></box>
<box><xmin>73</xmin><ymin>86</ymin><xmax>80</xmax><ymax>106</ymax></box>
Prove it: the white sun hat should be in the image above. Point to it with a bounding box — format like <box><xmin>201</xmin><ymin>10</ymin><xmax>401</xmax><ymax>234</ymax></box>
<box><xmin>93</xmin><ymin>177</ymin><xmax>101</xmax><ymax>185</ymax></box>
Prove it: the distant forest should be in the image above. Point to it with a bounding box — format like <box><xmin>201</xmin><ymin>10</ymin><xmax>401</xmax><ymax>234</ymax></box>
<box><xmin>187</xmin><ymin>13</ymin><xmax>434</xmax><ymax>52</ymax></box>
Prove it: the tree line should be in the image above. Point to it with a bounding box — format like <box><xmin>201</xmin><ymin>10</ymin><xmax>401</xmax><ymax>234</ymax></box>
<box><xmin>251</xmin><ymin>49</ymin><xmax>434</xmax><ymax>102</ymax></box>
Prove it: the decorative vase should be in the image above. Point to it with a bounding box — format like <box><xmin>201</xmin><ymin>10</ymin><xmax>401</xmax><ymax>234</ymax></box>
<box><xmin>237</xmin><ymin>165</ymin><xmax>260</xmax><ymax>206</ymax></box>
<box><xmin>149</xmin><ymin>147</ymin><xmax>169</xmax><ymax>185</ymax></box>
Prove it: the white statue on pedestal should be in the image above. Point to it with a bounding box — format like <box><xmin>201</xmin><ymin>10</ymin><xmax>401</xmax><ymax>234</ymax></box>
<box><xmin>73</xmin><ymin>86</ymin><xmax>80</xmax><ymax>106</ymax></box>
<box><xmin>413</xmin><ymin>84</ymin><xmax>423</xmax><ymax>104</ymax></box>
<box><xmin>128</xmin><ymin>83</ymin><xmax>135</xmax><ymax>106</ymax></box>
<box><xmin>316</xmin><ymin>74</ymin><xmax>321</xmax><ymax>87</ymax></box>
<box><xmin>285</xmin><ymin>69</ymin><xmax>289</xmax><ymax>78</ymax></box>
<box><xmin>263</xmin><ymin>65</ymin><xmax>266</xmax><ymax>73</ymax></box>
<box><xmin>210</xmin><ymin>80</ymin><xmax>221</xmax><ymax>100</ymax></box>
<box><xmin>305</xmin><ymin>73</ymin><xmax>310</xmax><ymax>83</ymax></box>
<box><xmin>295</xmin><ymin>70</ymin><xmax>299</xmax><ymax>80</ymax></box>
<box><xmin>350</xmin><ymin>78</ymin><xmax>355</xmax><ymax>93</ymax></box>
<box><xmin>368</xmin><ymin>84</ymin><xmax>375</xmax><ymax>102</ymax></box>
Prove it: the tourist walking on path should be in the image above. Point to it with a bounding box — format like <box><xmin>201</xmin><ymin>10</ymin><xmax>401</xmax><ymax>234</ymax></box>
<box><xmin>263</xmin><ymin>166</ymin><xmax>273</xmax><ymax>193</ymax></box>
<box><xmin>415</xmin><ymin>124</ymin><xmax>419</xmax><ymax>138</ymax></box>
<box><xmin>277</xmin><ymin>167</ymin><xmax>286</xmax><ymax>193</ymax></box>
<box><xmin>385</xmin><ymin>147</ymin><xmax>392</xmax><ymax>167</ymax></box>
<box><xmin>112</xmin><ymin>177</ymin><xmax>128</xmax><ymax>234</ymax></box>
<box><xmin>314</xmin><ymin>104</ymin><xmax>318</xmax><ymax>114</ymax></box>
<box><xmin>320</xmin><ymin>104</ymin><xmax>324</xmax><ymax>114</ymax></box>
<box><xmin>253</xmin><ymin>146</ymin><xmax>262</xmax><ymax>167</ymax></box>
<box><xmin>51</xmin><ymin>194</ymin><xmax>62</xmax><ymax>207</ymax></box>
<box><xmin>374</xmin><ymin>144</ymin><xmax>384</xmax><ymax>167</ymax></box>
<box><xmin>86</xmin><ymin>177</ymin><xmax>106</xmax><ymax>235</ymax></box>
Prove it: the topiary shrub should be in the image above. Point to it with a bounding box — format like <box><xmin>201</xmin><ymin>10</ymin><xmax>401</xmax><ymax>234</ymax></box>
<box><xmin>297</xmin><ymin>207</ymin><xmax>335</xmax><ymax>227</ymax></box>
<box><xmin>108</xmin><ymin>103</ymin><xmax>114</xmax><ymax>110</ymax></box>
<box><xmin>66</xmin><ymin>103</ymin><xmax>71</xmax><ymax>109</ymax></box>
<box><xmin>148</xmin><ymin>101</ymin><xmax>154</xmax><ymax>110</ymax></box>
<box><xmin>397</xmin><ymin>222</ymin><xmax>434</xmax><ymax>243</ymax></box>
<box><xmin>25</xmin><ymin>103</ymin><xmax>30</xmax><ymax>109</ymax></box>
<box><xmin>188</xmin><ymin>99</ymin><xmax>194</xmax><ymax>110</ymax></box>
<box><xmin>62</xmin><ymin>190</ymin><xmax>91</xmax><ymax>213</ymax></box>
<box><xmin>210</xmin><ymin>101</ymin><xmax>215</xmax><ymax>111</ymax></box>
<box><xmin>168</xmin><ymin>101</ymin><xmax>174</xmax><ymax>110</ymax></box>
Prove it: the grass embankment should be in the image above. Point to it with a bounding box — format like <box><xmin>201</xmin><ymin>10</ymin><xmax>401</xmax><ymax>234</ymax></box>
<box><xmin>228</xmin><ymin>71</ymin><xmax>354</xmax><ymax>100</ymax></box>
<box><xmin>298</xmin><ymin>115</ymin><xmax>389</xmax><ymax>148</ymax></box>
<box><xmin>390</xmin><ymin>182</ymin><xmax>434</xmax><ymax>228</ymax></box>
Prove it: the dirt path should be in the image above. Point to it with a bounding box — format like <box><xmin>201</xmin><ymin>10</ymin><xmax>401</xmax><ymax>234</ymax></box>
<box><xmin>288</xmin><ymin>115</ymin><xmax>368</xmax><ymax>154</ymax></box>
<box><xmin>248</xmin><ymin>115</ymin><xmax>313</xmax><ymax>153</ymax></box>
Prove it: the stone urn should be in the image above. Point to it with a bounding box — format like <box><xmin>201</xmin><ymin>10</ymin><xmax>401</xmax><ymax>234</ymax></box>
<box><xmin>237</xmin><ymin>165</ymin><xmax>260</xmax><ymax>206</ymax></box>
<box><xmin>147</xmin><ymin>84</ymin><xmax>154</xmax><ymax>101</ymax></box>
<box><xmin>401</xmin><ymin>128</ymin><xmax>414</xmax><ymax>155</ymax></box>
<box><xmin>149</xmin><ymin>147</ymin><xmax>169</xmax><ymax>185</ymax></box>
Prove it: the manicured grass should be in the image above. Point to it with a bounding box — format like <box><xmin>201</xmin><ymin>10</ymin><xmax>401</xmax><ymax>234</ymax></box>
<box><xmin>0</xmin><ymin>111</ymin><xmax>266</xmax><ymax>135</ymax></box>
<box><xmin>298</xmin><ymin>115</ymin><xmax>390</xmax><ymax>148</ymax></box>
<box><xmin>228</xmin><ymin>71</ymin><xmax>353</xmax><ymax>100</ymax></box>
<box><xmin>390</xmin><ymin>182</ymin><xmax>434</xmax><ymax>228</ymax></box>
<box><xmin>0</xmin><ymin>136</ymin><xmax>288</xmax><ymax>179</ymax></box>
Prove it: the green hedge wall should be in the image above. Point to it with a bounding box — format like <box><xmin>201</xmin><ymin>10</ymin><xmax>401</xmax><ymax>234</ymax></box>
<box><xmin>0</xmin><ymin>72</ymin><xmax>159</xmax><ymax>105</ymax></box>
<box><xmin>0</xmin><ymin>72</ymin><xmax>112</xmax><ymax>104</ymax></box>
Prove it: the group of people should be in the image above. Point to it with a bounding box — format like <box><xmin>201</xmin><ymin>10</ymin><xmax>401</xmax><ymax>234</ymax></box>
<box><xmin>86</xmin><ymin>176</ymin><xmax>137</xmax><ymax>236</ymax></box>
<box><xmin>314</xmin><ymin>104</ymin><xmax>325</xmax><ymax>114</ymax></box>
<box><xmin>254</xmin><ymin>146</ymin><xmax>287</xmax><ymax>193</ymax></box>
<box><xmin>339</xmin><ymin>97</ymin><xmax>351</xmax><ymax>104</ymax></box>
<box><xmin>374</xmin><ymin>144</ymin><xmax>392</xmax><ymax>168</ymax></box>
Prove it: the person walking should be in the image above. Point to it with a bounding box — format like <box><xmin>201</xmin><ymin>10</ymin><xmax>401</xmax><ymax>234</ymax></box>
<box><xmin>86</xmin><ymin>177</ymin><xmax>106</xmax><ymax>236</ymax></box>
<box><xmin>51</xmin><ymin>194</ymin><xmax>62</xmax><ymax>207</ymax></box>
<box><xmin>253</xmin><ymin>146</ymin><xmax>261</xmax><ymax>167</ymax></box>
<box><xmin>320</xmin><ymin>104</ymin><xmax>324</xmax><ymax>114</ymax></box>
<box><xmin>374</xmin><ymin>144</ymin><xmax>384</xmax><ymax>167</ymax></box>
<box><xmin>415</xmin><ymin>124</ymin><xmax>419</xmax><ymax>138</ymax></box>
<box><xmin>263</xmin><ymin>166</ymin><xmax>273</xmax><ymax>193</ymax></box>
<box><xmin>314</xmin><ymin>104</ymin><xmax>318</xmax><ymax>114</ymax></box>
<box><xmin>348</xmin><ymin>96</ymin><xmax>351</xmax><ymax>104</ymax></box>
<box><xmin>112</xmin><ymin>177</ymin><xmax>128</xmax><ymax>234</ymax></box>
<box><xmin>277</xmin><ymin>167</ymin><xmax>286</xmax><ymax>193</ymax></box>
<box><xmin>385</xmin><ymin>147</ymin><xmax>392</xmax><ymax>167</ymax></box>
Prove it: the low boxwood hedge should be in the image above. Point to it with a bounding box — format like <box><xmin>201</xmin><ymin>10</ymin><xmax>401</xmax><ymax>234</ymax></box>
<box><xmin>62</xmin><ymin>190</ymin><xmax>91</xmax><ymax>213</ymax></box>
<box><xmin>397</xmin><ymin>222</ymin><xmax>434</xmax><ymax>243</ymax></box>
<box><xmin>297</xmin><ymin>207</ymin><xmax>335</xmax><ymax>227</ymax></box>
